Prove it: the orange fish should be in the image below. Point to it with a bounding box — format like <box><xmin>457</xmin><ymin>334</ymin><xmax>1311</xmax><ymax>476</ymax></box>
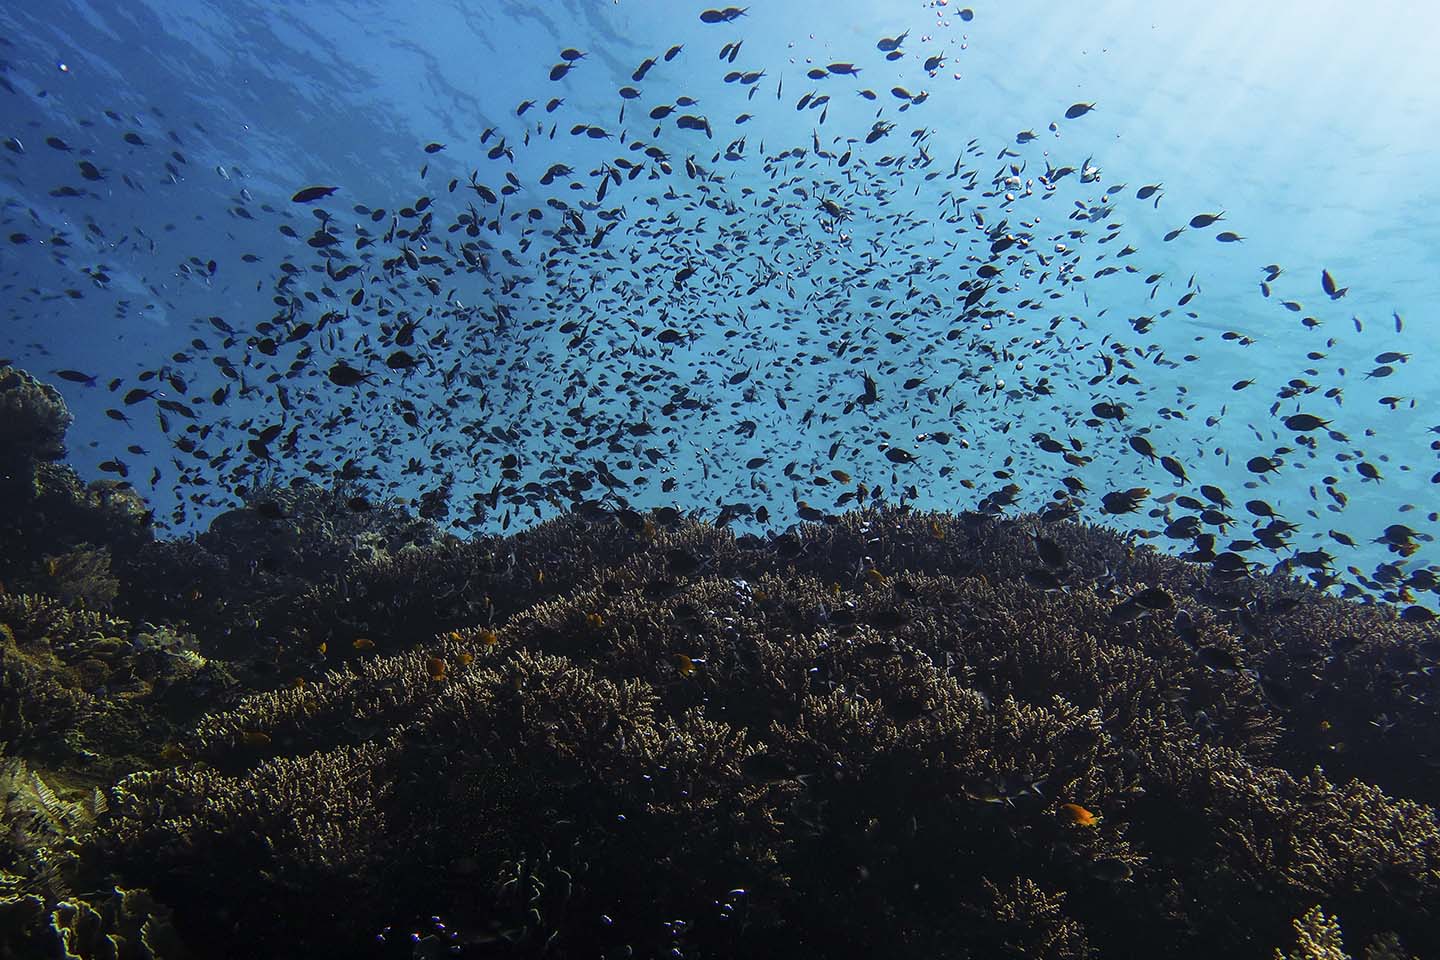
<box><xmin>353</xmin><ymin>637</ymin><xmax>375</xmax><ymax>651</ymax></box>
<box><xmin>457</xmin><ymin>651</ymin><xmax>474</xmax><ymax>666</ymax></box>
<box><xmin>1059</xmin><ymin>802</ymin><xmax>1099</xmax><ymax>827</ymax></box>
<box><xmin>427</xmin><ymin>656</ymin><xmax>447</xmax><ymax>681</ymax></box>
<box><xmin>478</xmin><ymin>628</ymin><xmax>499</xmax><ymax>648</ymax></box>
<box><xmin>240</xmin><ymin>731</ymin><xmax>272</xmax><ymax>746</ymax></box>
<box><xmin>675</xmin><ymin>653</ymin><xmax>697</xmax><ymax>677</ymax></box>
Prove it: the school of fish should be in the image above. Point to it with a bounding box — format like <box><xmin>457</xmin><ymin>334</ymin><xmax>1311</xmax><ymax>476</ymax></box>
<box><xmin>1</xmin><ymin>4</ymin><xmax>1436</xmax><ymax>616</ymax></box>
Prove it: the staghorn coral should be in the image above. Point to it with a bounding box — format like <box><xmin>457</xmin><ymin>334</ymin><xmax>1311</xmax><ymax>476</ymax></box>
<box><xmin>0</xmin><ymin>500</ymin><xmax>1428</xmax><ymax>959</ymax></box>
<box><xmin>1267</xmin><ymin>906</ymin><xmax>1418</xmax><ymax>960</ymax></box>
<box><xmin>982</xmin><ymin>876</ymin><xmax>1093</xmax><ymax>960</ymax></box>
<box><xmin>1275</xmin><ymin>906</ymin><xmax>1347</xmax><ymax>960</ymax></box>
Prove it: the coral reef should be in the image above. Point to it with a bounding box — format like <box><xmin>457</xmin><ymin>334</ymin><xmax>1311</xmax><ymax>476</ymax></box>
<box><xmin>73</xmin><ymin>508</ymin><xmax>1440</xmax><ymax>959</ymax></box>
<box><xmin>0</xmin><ymin>589</ymin><xmax>226</xmax><ymax>779</ymax></box>
<box><xmin>0</xmin><ymin>754</ymin><xmax>184</xmax><ymax>959</ymax></box>
<box><xmin>109</xmin><ymin>479</ymin><xmax>454</xmax><ymax>665</ymax></box>
<box><xmin>0</xmin><ymin>364</ymin><xmax>154</xmax><ymax>592</ymax></box>
<box><xmin>1</xmin><ymin>368</ymin><xmax>1437</xmax><ymax>959</ymax></box>
<box><xmin>0</xmin><ymin>364</ymin><xmax>72</xmax><ymax>465</ymax></box>
<box><xmin>1273</xmin><ymin>905</ymin><xmax>1420</xmax><ymax>960</ymax></box>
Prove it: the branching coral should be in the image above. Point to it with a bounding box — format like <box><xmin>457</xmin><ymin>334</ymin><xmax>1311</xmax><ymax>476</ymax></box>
<box><xmin>1</xmin><ymin>502</ymin><xmax>1430</xmax><ymax>959</ymax></box>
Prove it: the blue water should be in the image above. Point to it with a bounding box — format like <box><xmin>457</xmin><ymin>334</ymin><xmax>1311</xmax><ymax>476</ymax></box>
<box><xmin>2</xmin><ymin>0</ymin><xmax>1437</xmax><ymax>604</ymax></box>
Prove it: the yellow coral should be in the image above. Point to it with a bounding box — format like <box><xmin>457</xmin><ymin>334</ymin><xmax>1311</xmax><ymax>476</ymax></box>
<box><xmin>1275</xmin><ymin>906</ymin><xmax>1347</xmax><ymax>960</ymax></box>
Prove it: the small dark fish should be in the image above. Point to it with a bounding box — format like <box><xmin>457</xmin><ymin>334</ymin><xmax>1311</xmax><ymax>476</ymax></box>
<box><xmin>327</xmin><ymin>361</ymin><xmax>370</xmax><ymax>387</ymax></box>
<box><xmin>1101</xmin><ymin>488</ymin><xmax>1149</xmax><ymax>514</ymax></box>
<box><xmin>876</xmin><ymin>31</ymin><xmax>908</xmax><ymax>52</ymax></box>
<box><xmin>1283</xmin><ymin>413</ymin><xmax>1329</xmax><ymax>432</ymax></box>
<box><xmin>1035</xmin><ymin>536</ymin><xmax>1067</xmax><ymax>568</ymax></box>
<box><xmin>1255</xmin><ymin>672</ymin><xmax>1296</xmax><ymax>711</ymax></box>
<box><xmin>53</xmin><ymin>369</ymin><xmax>98</xmax><ymax>386</ymax></box>
<box><xmin>1128</xmin><ymin>435</ymin><xmax>1156</xmax><ymax>460</ymax></box>
<box><xmin>1196</xmin><ymin>645</ymin><xmax>1241</xmax><ymax>672</ymax></box>
<box><xmin>1064</xmin><ymin>102</ymin><xmax>1095</xmax><ymax>119</ymax></box>
<box><xmin>1321</xmin><ymin>269</ymin><xmax>1348</xmax><ymax>299</ymax></box>
<box><xmin>665</xmin><ymin>547</ymin><xmax>702</xmax><ymax>575</ymax></box>
<box><xmin>1159</xmin><ymin>456</ymin><xmax>1188</xmax><ymax>483</ymax></box>
<box><xmin>1133</xmin><ymin>586</ymin><xmax>1174</xmax><ymax>611</ymax></box>
<box><xmin>1024</xmin><ymin>568</ymin><xmax>1065</xmax><ymax>591</ymax></box>
<box><xmin>1172</xmin><ymin>609</ymin><xmax>1199</xmax><ymax>646</ymax></box>
<box><xmin>1401</xmin><ymin>605</ymin><xmax>1435</xmax><ymax>624</ymax></box>
<box><xmin>386</xmin><ymin>350</ymin><xmax>418</xmax><ymax>370</ymax></box>
<box><xmin>699</xmin><ymin>6</ymin><xmax>747</xmax><ymax>23</ymax></box>
<box><xmin>1188</xmin><ymin>211</ymin><xmax>1225</xmax><ymax>228</ymax></box>
<box><xmin>291</xmin><ymin>185</ymin><xmax>338</xmax><ymax>203</ymax></box>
